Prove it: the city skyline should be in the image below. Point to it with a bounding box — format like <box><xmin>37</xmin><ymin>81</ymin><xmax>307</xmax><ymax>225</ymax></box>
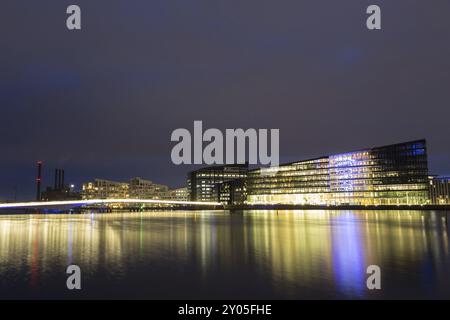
<box><xmin>1</xmin><ymin>1</ymin><xmax>450</xmax><ymax>200</ymax></box>
<box><xmin>2</xmin><ymin>136</ymin><xmax>450</xmax><ymax>201</ymax></box>
<box><xmin>2</xmin><ymin>138</ymin><xmax>448</xmax><ymax>208</ymax></box>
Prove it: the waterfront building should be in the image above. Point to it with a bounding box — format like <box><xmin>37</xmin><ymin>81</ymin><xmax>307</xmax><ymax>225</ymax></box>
<box><xmin>171</xmin><ymin>187</ymin><xmax>189</xmax><ymax>201</ymax></box>
<box><xmin>246</xmin><ymin>140</ymin><xmax>429</xmax><ymax>206</ymax></box>
<box><xmin>82</xmin><ymin>177</ymin><xmax>179</xmax><ymax>201</ymax></box>
<box><xmin>128</xmin><ymin>177</ymin><xmax>170</xmax><ymax>199</ymax></box>
<box><xmin>216</xmin><ymin>179</ymin><xmax>247</xmax><ymax>205</ymax></box>
<box><xmin>429</xmin><ymin>176</ymin><xmax>450</xmax><ymax>204</ymax></box>
<box><xmin>187</xmin><ymin>164</ymin><xmax>248</xmax><ymax>202</ymax></box>
<box><xmin>82</xmin><ymin>179</ymin><xmax>129</xmax><ymax>199</ymax></box>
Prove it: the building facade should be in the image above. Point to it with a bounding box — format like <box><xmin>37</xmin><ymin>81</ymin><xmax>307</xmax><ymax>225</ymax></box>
<box><xmin>128</xmin><ymin>177</ymin><xmax>170</xmax><ymax>199</ymax></box>
<box><xmin>246</xmin><ymin>140</ymin><xmax>429</xmax><ymax>206</ymax></box>
<box><xmin>171</xmin><ymin>187</ymin><xmax>189</xmax><ymax>201</ymax></box>
<box><xmin>82</xmin><ymin>179</ymin><xmax>129</xmax><ymax>199</ymax></box>
<box><xmin>187</xmin><ymin>164</ymin><xmax>248</xmax><ymax>202</ymax></box>
<box><xmin>429</xmin><ymin>176</ymin><xmax>450</xmax><ymax>204</ymax></box>
<box><xmin>82</xmin><ymin>177</ymin><xmax>175</xmax><ymax>200</ymax></box>
<box><xmin>216</xmin><ymin>179</ymin><xmax>247</xmax><ymax>205</ymax></box>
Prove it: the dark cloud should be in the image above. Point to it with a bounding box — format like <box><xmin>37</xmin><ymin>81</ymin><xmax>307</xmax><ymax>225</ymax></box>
<box><xmin>1</xmin><ymin>0</ymin><xmax>449</xmax><ymax>199</ymax></box>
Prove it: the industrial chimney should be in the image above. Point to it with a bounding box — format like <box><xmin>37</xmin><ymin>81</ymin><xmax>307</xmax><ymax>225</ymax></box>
<box><xmin>57</xmin><ymin>169</ymin><xmax>62</xmax><ymax>190</ymax></box>
<box><xmin>36</xmin><ymin>161</ymin><xmax>42</xmax><ymax>201</ymax></box>
<box><xmin>54</xmin><ymin>168</ymin><xmax>58</xmax><ymax>190</ymax></box>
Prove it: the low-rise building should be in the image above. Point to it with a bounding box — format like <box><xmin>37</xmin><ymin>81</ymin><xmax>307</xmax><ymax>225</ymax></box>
<box><xmin>82</xmin><ymin>179</ymin><xmax>129</xmax><ymax>199</ymax></box>
<box><xmin>81</xmin><ymin>177</ymin><xmax>180</xmax><ymax>201</ymax></box>
<box><xmin>129</xmin><ymin>177</ymin><xmax>170</xmax><ymax>199</ymax></box>
<box><xmin>170</xmin><ymin>187</ymin><xmax>189</xmax><ymax>201</ymax></box>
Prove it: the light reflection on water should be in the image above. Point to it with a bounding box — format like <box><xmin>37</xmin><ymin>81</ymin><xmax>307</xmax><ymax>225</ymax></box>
<box><xmin>0</xmin><ymin>210</ymin><xmax>449</xmax><ymax>299</ymax></box>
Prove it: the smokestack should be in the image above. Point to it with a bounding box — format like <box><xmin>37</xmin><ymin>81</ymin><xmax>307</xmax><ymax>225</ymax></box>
<box><xmin>61</xmin><ymin>170</ymin><xmax>65</xmax><ymax>189</ymax></box>
<box><xmin>58</xmin><ymin>169</ymin><xmax>62</xmax><ymax>190</ymax></box>
<box><xmin>36</xmin><ymin>161</ymin><xmax>42</xmax><ymax>201</ymax></box>
<box><xmin>54</xmin><ymin>168</ymin><xmax>58</xmax><ymax>190</ymax></box>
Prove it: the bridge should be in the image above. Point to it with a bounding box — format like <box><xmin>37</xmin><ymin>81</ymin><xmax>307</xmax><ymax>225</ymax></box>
<box><xmin>0</xmin><ymin>198</ymin><xmax>222</xmax><ymax>211</ymax></box>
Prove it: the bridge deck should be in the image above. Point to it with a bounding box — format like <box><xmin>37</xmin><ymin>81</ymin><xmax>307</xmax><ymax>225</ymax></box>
<box><xmin>0</xmin><ymin>199</ymin><xmax>222</xmax><ymax>209</ymax></box>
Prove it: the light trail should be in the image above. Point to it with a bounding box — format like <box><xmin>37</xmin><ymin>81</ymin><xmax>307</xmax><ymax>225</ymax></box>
<box><xmin>0</xmin><ymin>199</ymin><xmax>222</xmax><ymax>209</ymax></box>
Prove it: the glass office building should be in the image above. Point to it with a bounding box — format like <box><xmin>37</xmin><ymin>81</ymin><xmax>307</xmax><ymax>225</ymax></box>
<box><xmin>247</xmin><ymin>140</ymin><xmax>429</xmax><ymax>206</ymax></box>
<box><xmin>215</xmin><ymin>179</ymin><xmax>247</xmax><ymax>205</ymax></box>
<box><xmin>187</xmin><ymin>164</ymin><xmax>248</xmax><ymax>202</ymax></box>
<box><xmin>429</xmin><ymin>176</ymin><xmax>450</xmax><ymax>204</ymax></box>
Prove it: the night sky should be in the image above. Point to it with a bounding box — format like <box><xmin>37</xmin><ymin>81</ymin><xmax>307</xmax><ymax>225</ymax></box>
<box><xmin>1</xmin><ymin>1</ymin><xmax>449</xmax><ymax>200</ymax></box>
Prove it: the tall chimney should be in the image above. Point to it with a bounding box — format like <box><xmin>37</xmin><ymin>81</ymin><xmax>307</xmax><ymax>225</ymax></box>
<box><xmin>58</xmin><ymin>169</ymin><xmax>62</xmax><ymax>190</ymax></box>
<box><xmin>36</xmin><ymin>161</ymin><xmax>42</xmax><ymax>201</ymax></box>
<box><xmin>61</xmin><ymin>170</ymin><xmax>65</xmax><ymax>190</ymax></box>
<box><xmin>54</xmin><ymin>168</ymin><xmax>58</xmax><ymax>190</ymax></box>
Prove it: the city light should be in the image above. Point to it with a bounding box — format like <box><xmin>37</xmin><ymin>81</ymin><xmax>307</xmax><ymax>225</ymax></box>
<box><xmin>0</xmin><ymin>198</ymin><xmax>222</xmax><ymax>209</ymax></box>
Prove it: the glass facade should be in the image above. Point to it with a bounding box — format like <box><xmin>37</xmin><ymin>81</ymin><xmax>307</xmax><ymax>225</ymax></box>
<box><xmin>429</xmin><ymin>176</ymin><xmax>450</xmax><ymax>204</ymax></box>
<box><xmin>187</xmin><ymin>164</ymin><xmax>248</xmax><ymax>202</ymax></box>
<box><xmin>247</xmin><ymin>140</ymin><xmax>429</xmax><ymax>206</ymax></box>
<box><xmin>216</xmin><ymin>179</ymin><xmax>247</xmax><ymax>205</ymax></box>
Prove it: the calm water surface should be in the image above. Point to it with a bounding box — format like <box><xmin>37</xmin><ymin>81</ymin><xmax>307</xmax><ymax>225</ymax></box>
<box><xmin>0</xmin><ymin>210</ymin><xmax>449</xmax><ymax>299</ymax></box>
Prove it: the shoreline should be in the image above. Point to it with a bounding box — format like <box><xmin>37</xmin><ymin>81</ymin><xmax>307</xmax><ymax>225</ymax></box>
<box><xmin>0</xmin><ymin>204</ymin><xmax>449</xmax><ymax>215</ymax></box>
<box><xmin>225</xmin><ymin>204</ymin><xmax>450</xmax><ymax>211</ymax></box>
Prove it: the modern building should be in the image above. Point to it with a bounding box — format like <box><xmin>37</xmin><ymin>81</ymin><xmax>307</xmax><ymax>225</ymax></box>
<box><xmin>82</xmin><ymin>179</ymin><xmax>129</xmax><ymax>199</ymax></box>
<box><xmin>81</xmin><ymin>177</ymin><xmax>180</xmax><ymax>201</ymax></box>
<box><xmin>187</xmin><ymin>164</ymin><xmax>248</xmax><ymax>202</ymax></box>
<box><xmin>216</xmin><ymin>179</ymin><xmax>247</xmax><ymax>205</ymax></box>
<box><xmin>171</xmin><ymin>187</ymin><xmax>189</xmax><ymax>201</ymax></box>
<box><xmin>128</xmin><ymin>177</ymin><xmax>170</xmax><ymax>199</ymax></box>
<box><xmin>246</xmin><ymin>140</ymin><xmax>429</xmax><ymax>206</ymax></box>
<box><xmin>429</xmin><ymin>176</ymin><xmax>450</xmax><ymax>204</ymax></box>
